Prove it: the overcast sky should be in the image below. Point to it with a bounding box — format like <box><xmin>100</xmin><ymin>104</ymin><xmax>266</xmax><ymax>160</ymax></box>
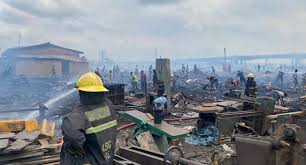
<box><xmin>1</xmin><ymin>0</ymin><xmax>306</xmax><ymax>61</ymax></box>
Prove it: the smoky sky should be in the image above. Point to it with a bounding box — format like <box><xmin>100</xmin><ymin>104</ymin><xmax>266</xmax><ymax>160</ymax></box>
<box><xmin>1</xmin><ymin>0</ymin><xmax>306</xmax><ymax>62</ymax></box>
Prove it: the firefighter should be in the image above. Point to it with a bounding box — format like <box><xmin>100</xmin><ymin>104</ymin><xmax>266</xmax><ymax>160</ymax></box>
<box><xmin>60</xmin><ymin>72</ymin><xmax>117</xmax><ymax>165</ymax></box>
<box><xmin>130</xmin><ymin>72</ymin><xmax>138</xmax><ymax>93</ymax></box>
<box><xmin>244</xmin><ymin>73</ymin><xmax>257</xmax><ymax>97</ymax></box>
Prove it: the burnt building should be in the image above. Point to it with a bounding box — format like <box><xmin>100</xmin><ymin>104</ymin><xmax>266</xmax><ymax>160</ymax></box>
<box><xmin>1</xmin><ymin>42</ymin><xmax>89</xmax><ymax>78</ymax></box>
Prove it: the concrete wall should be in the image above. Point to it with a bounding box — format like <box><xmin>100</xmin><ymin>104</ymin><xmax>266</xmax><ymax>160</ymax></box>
<box><xmin>69</xmin><ymin>61</ymin><xmax>89</xmax><ymax>76</ymax></box>
<box><xmin>15</xmin><ymin>59</ymin><xmax>62</xmax><ymax>78</ymax></box>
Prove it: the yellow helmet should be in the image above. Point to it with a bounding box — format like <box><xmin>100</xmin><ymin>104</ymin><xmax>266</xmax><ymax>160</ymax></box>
<box><xmin>76</xmin><ymin>72</ymin><xmax>109</xmax><ymax>92</ymax></box>
<box><xmin>247</xmin><ymin>73</ymin><xmax>255</xmax><ymax>78</ymax></box>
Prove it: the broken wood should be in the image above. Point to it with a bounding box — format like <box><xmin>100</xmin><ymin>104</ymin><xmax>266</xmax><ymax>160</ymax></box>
<box><xmin>146</xmin><ymin>113</ymin><xmax>154</xmax><ymax>120</ymax></box>
<box><xmin>4</xmin><ymin>155</ymin><xmax>59</xmax><ymax>165</ymax></box>
<box><xmin>136</xmin><ymin>131</ymin><xmax>160</xmax><ymax>152</ymax></box>
<box><xmin>40</xmin><ymin>143</ymin><xmax>62</xmax><ymax>154</ymax></box>
<box><xmin>0</xmin><ymin>139</ymin><xmax>9</xmax><ymax>150</ymax></box>
<box><xmin>38</xmin><ymin>139</ymin><xmax>49</xmax><ymax>146</ymax></box>
<box><xmin>0</xmin><ymin>120</ymin><xmax>25</xmax><ymax>132</ymax></box>
<box><xmin>0</xmin><ymin>133</ymin><xmax>15</xmax><ymax>139</ymax></box>
<box><xmin>25</xmin><ymin>120</ymin><xmax>40</xmax><ymax>132</ymax></box>
<box><xmin>4</xmin><ymin>140</ymin><xmax>32</xmax><ymax>152</ymax></box>
<box><xmin>8</xmin><ymin>156</ymin><xmax>60</xmax><ymax>165</ymax></box>
<box><xmin>40</xmin><ymin>119</ymin><xmax>56</xmax><ymax>138</ymax></box>
<box><xmin>0</xmin><ymin>150</ymin><xmax>45</xmax><ymax>163</ymax></box>
<box><xmin>15</xmin><ymin>131</ymin><xmax>40</xmax><ymax>142</ymax></box>
<box><xmin>268</xmin><ymin>111</ymin><xmax>304</xmax><ymax>119</ymax></box>
<box><xmin>189</xmin><ymin>105</ymin><xmax>224</xmax><ymax>113</ymax></box>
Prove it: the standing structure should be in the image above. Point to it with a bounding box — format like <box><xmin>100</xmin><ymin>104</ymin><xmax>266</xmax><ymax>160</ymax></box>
<box><xmin>156</xmin><ymin>58</ymin><xmax>171</xmax><ymax>107</ymax></box>
<box><xmin>1</xmin><ymin>42</ymin><xmax>89</xmax><ymax>78</ymax></box>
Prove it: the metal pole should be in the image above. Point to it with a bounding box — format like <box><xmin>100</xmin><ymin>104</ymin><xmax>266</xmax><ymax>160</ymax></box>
<box><xmin>224</xmin><ymin>48</ymin><xmax>227</xmax><ymax>65</ymax></box>
<box><xmin>18</xmin><ymin>33</ymin><xmax>22</xmax><ymax>47</ymax></box>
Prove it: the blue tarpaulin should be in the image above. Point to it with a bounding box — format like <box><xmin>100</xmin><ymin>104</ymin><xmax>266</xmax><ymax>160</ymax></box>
<box><xmin>185</xmin><ymin>125</ymin><xmax>219</xmax><ymax>145</ymax></box>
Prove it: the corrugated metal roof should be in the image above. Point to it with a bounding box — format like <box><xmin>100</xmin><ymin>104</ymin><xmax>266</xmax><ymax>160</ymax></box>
<box><xmin>1</xmin><ymin>42</ymin><xmax>86</xmax><ymax>62</ymax></box>
<box><xmin>3</xmin><ymin>42</ymin><xmax>83</xmax><ymax>54</ymax></box>
<box><xmin>16</xmin><ymin>54</ymin><xmax>87</xmax><ymax>62</ymax></box>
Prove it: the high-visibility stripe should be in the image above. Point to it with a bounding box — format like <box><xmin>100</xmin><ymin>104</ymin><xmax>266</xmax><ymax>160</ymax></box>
<box><xmin>85</xmin><ymin>106</ymin><xmax>111</xmax><ymax>122</ymax></box>
<box><xmin>79</xmin><ymin>82</ymin><xmax>94</xmax><ymax>86</ymax></box>
<box><xmin>86</xmin><ymin>120</ymin><xmax>117</xmax><ymax>134</ymax></box>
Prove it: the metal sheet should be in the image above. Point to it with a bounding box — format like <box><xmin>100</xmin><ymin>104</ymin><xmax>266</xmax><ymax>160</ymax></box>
<box><xmin>113</xmin><ymin>155</ymin><xmax>140</xmax><ymax>165</ymax></box>
<box><xmin>235</xmin><ymin>136</ymin><xmax>275</xmax><ymax>165</ymax></box>
<box><xmin>118</xmin><ymin>146</ymin><xmax>171</xmax><ymax>165</ymax></box>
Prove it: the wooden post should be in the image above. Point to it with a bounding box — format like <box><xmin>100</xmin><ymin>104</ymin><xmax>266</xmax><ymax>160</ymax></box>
<box><xmin>156</xmin><ymin>58</ymin><xmax>171</xmax><ymax>107</ymax></box>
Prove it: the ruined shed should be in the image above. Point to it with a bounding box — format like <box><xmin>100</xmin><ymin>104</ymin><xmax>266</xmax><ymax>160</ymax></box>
<box><xmin>1</xmin><ymin>42</ymin><xmax>89</xmax><ymax>78</ymax></box>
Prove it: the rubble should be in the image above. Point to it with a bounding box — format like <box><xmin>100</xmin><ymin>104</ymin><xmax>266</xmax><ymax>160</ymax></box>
<box><xmin>2</xmin><ymin>56</ymin><xmax>306</xmax><ymax>164</ymax></box>
<box><xmin>0</xmin><ymin>119</ymin><xmax>62</xmax><ymax>165</ymax></box>
<box><xmin>185</xmin><ymin>125</ymin><xmax>219</xmax><ymax>146</ymax></box>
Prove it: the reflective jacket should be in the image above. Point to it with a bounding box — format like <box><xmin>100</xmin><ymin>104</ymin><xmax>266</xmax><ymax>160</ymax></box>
<box><xmin>60</xmin><ymin>99</ymin><xmax>117</xmax><ymax>165</ymax></box>
<box><xmin>245</xmin><ymin>79</ymin><xmax>257</xmax><ymax>97</ymax></box>
<box><xmin>131</xmin><ymin>74</ymin><xmax>138</xmax><ymax>82</ymax></box>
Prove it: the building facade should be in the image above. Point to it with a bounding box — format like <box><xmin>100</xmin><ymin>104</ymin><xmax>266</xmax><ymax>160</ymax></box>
<box><xmin>1</xmin><ymin>42</ymin><xmax>89</xmax><ymax>78</ymax></box>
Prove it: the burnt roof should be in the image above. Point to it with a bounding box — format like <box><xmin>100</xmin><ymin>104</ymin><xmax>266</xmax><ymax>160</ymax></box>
<box><xmin>2</xmin><ymin>42</ymin><xmax>84</xmax><ymax>55</ymax></box>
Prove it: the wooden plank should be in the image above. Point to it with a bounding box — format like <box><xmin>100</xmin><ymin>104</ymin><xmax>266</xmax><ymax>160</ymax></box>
<box><xmin>0</xmin><ymin>139</ymin><xmax>9</xmax><ymax>150</ymax></box>
<box><xmin>274</xmin><ymin>105</ymin><xmax>289</xmax><ymax>111</ymax></box>
<box><xmin>268</xmin><ymin>111</ymin><xmax>304</xmax><ymax>119</ymax></box>
<box><xmin>136</xmin><ymin>131</ymin><xmax>160</xmax><ymax>152</ymax></box>
<box><xmin>4</xmin><ymin>140</ymin><xmax>32</xmax><ymax>152</ymax></box>
<box><xmin>15</xmin><ymin>131</ymin><xmax>40</xmax><ymax>142</ymax></box>
<box><xmin>0</xmin><ymin>150</ymin><xmax>44</xmax><ymax>162</ymax></box>
<box><xmin>216</xmin><ymin>101</ymin><xmax>238</xmax><ymax>107</ymax></box>
<box><xmin>201</xmin><ymin>103</ymin><xmax>218</xmax><ymax>107</ymax></box>
<box><xmin>5</xmin><ymin>155</ymin><xmax>59</xmax><ymax>165</ymax></box>
<box><xmin>13</xmin><ymin>156</ymin><xmax>60</xmax><ymax>165</ymax></box>
<box><xmin>42</xmin><ymin>162</ymin><xmax>60</xmax><ymax>165</ymax></box>
<box><xmin>0</xmin><ymin>133</ymin><xmax>15</xmax><ymax>139</ymax></box>
<box><xmin>40</xmin><ymin>119</ymin><xmax>56</xmax><ymax>139</ymax></box>
<box><xmin>40</xmin><ymin>143</ymin><xmax>62</xmax><ymax>154</ymax></box>
<box><xmin>189</xmin><ymin>105</ymin><xmax>224</xmax><ymax>113</ymax></box>
<box><xmin>25</xmin><ymin>120</ymin><xmax>40</xmax><ymax>132</ymax></box>
<box><xmin>0</xmin><ymin>120</ymin><xmax>25</xmax><ymax>132</ymax></box>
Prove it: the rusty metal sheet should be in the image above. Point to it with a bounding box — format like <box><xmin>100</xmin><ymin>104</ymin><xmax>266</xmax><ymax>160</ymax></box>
<box><xmin>235</xmin><ymin>136</ymin><xmax>275</xmax><ymax>165</ymax></box>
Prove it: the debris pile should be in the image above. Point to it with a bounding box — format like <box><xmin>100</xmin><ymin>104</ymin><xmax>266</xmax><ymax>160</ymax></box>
<box><xmin>0</xmin><ymin>119</ymin><xmax>61</xmax><ymax>165</ymax></box>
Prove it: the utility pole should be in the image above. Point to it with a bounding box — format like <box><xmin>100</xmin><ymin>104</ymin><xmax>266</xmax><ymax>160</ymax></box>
<box><xmin>224</xmin><ymin>48</ymin><xmax>227</xmax><ymax>65</ymax></box>
<box><xmin>101</xmin><ymin>50</ymin><xmax>104</xmax><ymax>66</ymax></box>
<box><xmin>18</xmin><ymin>33</ymin><xmax>22</xmax><ymax>47</ymax></box>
